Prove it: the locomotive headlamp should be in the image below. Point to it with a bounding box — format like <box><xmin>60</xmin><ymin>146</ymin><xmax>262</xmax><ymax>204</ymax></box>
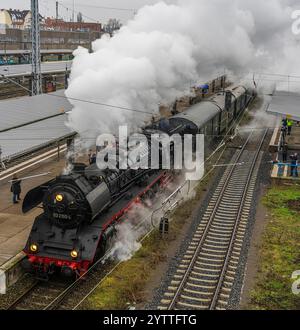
<box><xmin>55</xmin><ymin>194</ymin><xmax>63</xmax><ymax>202</ymax></box>
<box><xmin>70</xmin><ymin>250</ymin><xmax>78</xmax><ymax>258</ymax></box>
<box><xmin>30</xmin><ymin>244</ymin><xmax>38</xmax><ymax>252</ymax></box>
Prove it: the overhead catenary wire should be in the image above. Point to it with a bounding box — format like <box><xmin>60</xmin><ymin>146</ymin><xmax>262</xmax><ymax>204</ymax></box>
<box><xmin>2</xmin><ymin>71</ymin><xmax>299</xmax><ymax>141</ymax></box>
<box><xmin>53</xmin><ymin>0</ymin><xmax>135</xmax><ymax>23</ymax></box>
<box><xmin>0</xmin><ymin>74</ymin><xmax>155</xmax><ymax>116</ymax></box>
<box><xmin>61</xmin><ymin>1</ymin><xmax>136</xmax><ymax>12</ymax></box>
<box><xmin>7</xmin><ymin>172</ymin><xmax>51</xmax><ymax>183</ymax></box>
<box><xmin>55</xmin><ymin>1</ymin><xmax>100</xmax><ymax>23</ymax></box>
<box><xmin>252</xmin><ymin>72</ymin><xmax>300</xmax><ymax>79</ymax></box>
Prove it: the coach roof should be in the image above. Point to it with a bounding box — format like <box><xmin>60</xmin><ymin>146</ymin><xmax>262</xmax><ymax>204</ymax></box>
<box><xmin>170</xmin><ymin>100</ymin><xmax>222</xmax><ymax>129</ymax></box>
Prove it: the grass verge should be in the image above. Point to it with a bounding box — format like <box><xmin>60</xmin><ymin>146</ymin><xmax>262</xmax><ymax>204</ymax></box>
<box><xmin>247</xmin><ymin>185</ymin><xmax>300</xmax><ymax>310</ymax></box>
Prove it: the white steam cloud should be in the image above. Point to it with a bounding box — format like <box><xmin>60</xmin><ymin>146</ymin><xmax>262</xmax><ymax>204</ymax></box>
<box><xmin>66</xmin><ymin>0</ymin><xmax>300</xmax><ymax>142</ymax></box>
<box><xmin>104</xmin><ymin>177</ymin><xmax>190</xmax><ymax>262</ymax></box>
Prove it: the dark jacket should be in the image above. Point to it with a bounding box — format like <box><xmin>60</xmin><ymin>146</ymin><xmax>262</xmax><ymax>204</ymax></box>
<box><xmin>290</xmin><ymin>155</ymin><xmax>298</xmax><ymax>165</ymax></box>
<box><xmin>11</xmin><ymin>180</ymin><xmax>21</xmax><ymax>194</ymax></box>
<box><xmin>282</xmin><ymin>119</ymin><xmax>288</xmax><ymax>127</ymax></box>
<box><xmin>282</xmin><ymin>144</ymin><xmax>288</xmax><ymax>154</ymax></box>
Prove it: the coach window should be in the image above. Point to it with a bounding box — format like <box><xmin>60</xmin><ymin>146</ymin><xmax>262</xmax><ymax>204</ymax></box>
<box><xmin>213</xmin><ymin>116</ymin><xmax>219</xmax><ymax>136</ymax></box>
<box><xmin>204</xmin><ymin>124</ymin><xmax>208</xmax><ymax>136</ymax></box>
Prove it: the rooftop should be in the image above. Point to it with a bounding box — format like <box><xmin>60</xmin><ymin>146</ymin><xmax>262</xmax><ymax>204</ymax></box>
<box><xmin>0</xmin><ymin>90</ymin><xmax>75</xmax><ymax>159</ymax></box>
<box><xmin>267</xmin><ymin>91</ymin><xmax>300</xmax><ymax>121</ymax></box>
<box><xmin>0</xmin><ymin>90</ymin><xmax>72</xmax><ymax>132</ymax></box>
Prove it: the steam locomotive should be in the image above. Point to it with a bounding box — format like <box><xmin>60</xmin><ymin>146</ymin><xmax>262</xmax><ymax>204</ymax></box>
<box><xmin>22</xmin><ymin>84</ymin><xmax>255</xmax><ymax>279</ymax></box>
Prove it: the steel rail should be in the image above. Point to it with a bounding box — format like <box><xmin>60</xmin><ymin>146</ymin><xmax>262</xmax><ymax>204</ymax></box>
<box><xmin>209</xmin><ymin>128</ymin><xmax>268</xmax><ymax>309</ymax></box>
<box><xmin>6</xmin><ymin>281</ymin><xmax>39</xmax><ymax>310</ymax></box>
<box><xmin>166</xmin><ymin>129</ymin><xmax>264</xmax><ymax>310</ymax></box>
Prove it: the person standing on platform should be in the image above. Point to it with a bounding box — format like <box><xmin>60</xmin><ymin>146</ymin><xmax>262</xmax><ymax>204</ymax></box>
<box><xmin>11</xmin><ymin>174</ymin><xmax>22</xmax><ymax>204</ymax></box>
<box><xmin>287</xmin><ymin>119</ymin><xmax>293</xmax><ymax>136</ymax></box>
<box><xmin>294</xmin><ymin>153</ymin><xmax>299</xmax><ymax>177</ymax></box>
<box><xmin>281</xmin><ymin>125</ymin><xmax>287</xmax><ymax>141</ymax></box>
<box><xmin>282</xmin><ymin>143</ymin><xmax>288</xmax><ymax>163</ymax></box>
<box><xmin>282</xmin><ymin>118</ymin><xmax>287</xmax><ymax>126</ymax></box>
<box><xmin>290</xmin><ymin>153</ymin><xmax>298</xmax><ymax>177</ymax></box>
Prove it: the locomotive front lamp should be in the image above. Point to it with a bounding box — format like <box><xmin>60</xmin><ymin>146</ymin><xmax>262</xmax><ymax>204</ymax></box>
<box><xmin>70</xmin><ymin>250</ymin><xmax>78</xmax><ymax>258</ymax></box>
<box><xmin>55</xmin><ymin>194</ymin><xmax>63</xmax><ymax>202</ymax></box>
<box><xmin>30</xmin><ymin>244</ymin><xmax>38</xmax><ymax>252</ymax></box>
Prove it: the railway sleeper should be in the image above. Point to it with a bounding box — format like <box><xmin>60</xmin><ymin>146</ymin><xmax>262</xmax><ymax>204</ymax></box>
<box><xmin>183</xmin><ymin>288</ymin><xmax>214</xmax><ymax>297</ymax></box>
<box><xmin>176</xmin><ymin>301</ymin><xmax>208</xmax><ymax>310</ymax></box>
<box><xmin>186</xmin><ymin>281</ymin><xmax>215</xmax><ymax>289</ymax></box>
<box><xmin>205</xmin><ymin>238</ymin><xmax>230</xmax><ymax>245</ymax></box>
<box><xmin>202</xmin><ymin>243</ymin><xmax>229</xmax><ymax>250</ymax></box>
<box><xmin>180</xmin><ymin>294</ymin><xmax>211</xmax><ymax>303</ymax></box>
<box><xmin>201</xmin><ymin>248</ymin><xmax>228</xmax><ymax>255</ymax></box>
<box><xmin>196</xmin><ymin>260</ymin><xmax>223</xmax><ymax>268</ymax></box>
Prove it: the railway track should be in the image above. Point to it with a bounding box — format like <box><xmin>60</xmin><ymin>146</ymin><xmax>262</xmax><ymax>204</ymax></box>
<box><xmin>6</xmin><ymin>251</ymin><xmax>132</xmax><ymax>310</ymax></box>
<box><xmin>7</xmin><ymin>280</ymin><xmax>71</xmax><ymax>310</ymax></box>
<box><xmin>158</xmin><ymin>129</ymin><xmax>268</xmax><ymax>310</ymax></box>
<box><xmin>6</xmin><ymin>265</ymin><xmax>104</xmax><ymax>310</ymax></box>
<box><xmin>5</xmin><ymin>252</ymin><xmax>115</xmax><ymax>310</ymax></box>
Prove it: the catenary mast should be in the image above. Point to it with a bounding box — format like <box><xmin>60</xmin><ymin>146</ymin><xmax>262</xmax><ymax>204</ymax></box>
<box><xmin>31</xmin><ymin>0</ymin><xmax>42</xmax><ymax>95</ymax></box>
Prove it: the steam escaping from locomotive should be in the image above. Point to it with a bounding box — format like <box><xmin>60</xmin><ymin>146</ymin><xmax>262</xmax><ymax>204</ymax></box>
<box><xmin>105</xmin><ymin>204</ymin><xmax>146</xmax><ymax>262</ymax></box>
<box><xmin>65</xmin><ymin>0</ymin><xmax>300</xmax><ymax>142</ymax></box>
<box><xmin>105</xmin><ymin>178</ymin><xmax>192</xmax><ymax>263</ymax></box>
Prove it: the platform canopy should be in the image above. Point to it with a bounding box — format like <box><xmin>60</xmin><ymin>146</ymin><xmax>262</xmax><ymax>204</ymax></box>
<box><xmin>0</xmin><ymin>90</ymin><xmax>75</xmax><ymax>160</ymax></box>
<box><xmin>267</xmin><ymin>91</ymin><xmax>300</xmax><ymax>121</ymax></box>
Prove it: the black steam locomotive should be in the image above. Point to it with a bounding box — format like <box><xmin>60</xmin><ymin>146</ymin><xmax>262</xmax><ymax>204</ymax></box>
<box><xmin>22</xmin><ymin>84</ymin><xmax>255</xmax><ymax>278</ymax></box>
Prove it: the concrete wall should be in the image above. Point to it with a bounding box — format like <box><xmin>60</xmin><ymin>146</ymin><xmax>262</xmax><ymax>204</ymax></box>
<box><xmin>0</xmin><ymin>252</ymin><xmax>25</xmax><ymax>294</ymax></box>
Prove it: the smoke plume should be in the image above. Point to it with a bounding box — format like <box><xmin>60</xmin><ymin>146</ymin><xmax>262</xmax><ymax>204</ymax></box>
<box><xmin>66</xmin><ymin>0</ymin><xmax>300</xmax><ymax>142</ymax></box>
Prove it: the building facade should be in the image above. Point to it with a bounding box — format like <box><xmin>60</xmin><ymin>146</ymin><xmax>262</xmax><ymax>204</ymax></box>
<box><xmin>0</xmin><ymin>9</ymin><xmax>102</xmax><ymax>53</ymax></box>
<box><xmin>0</xmin><ymin>9</ymin><xmax>32</xmax><ymax>29</ymax></box>
<box><xmin>44</xmin><ymin>18</ymin><xmax>101</xmax><ymax>33</ymax></box>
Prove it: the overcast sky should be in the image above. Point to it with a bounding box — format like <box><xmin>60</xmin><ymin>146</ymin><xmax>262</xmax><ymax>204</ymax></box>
<box><xmin>0</xmin><ymin>0</ymin><xmax>175</xmax><ymax>24</ymax></box>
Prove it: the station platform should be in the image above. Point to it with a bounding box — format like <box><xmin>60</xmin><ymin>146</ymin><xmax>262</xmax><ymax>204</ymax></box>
<box><xmin>0</xmin><ymin>213</ymin><xmax>33</xmax><ymax>266</ymax></box>
<box><xmin>271</xmin><ymin>163</ymin><xmax>299</xmax><ymax>183</ymax></box>
<box><xmin>0</xmin><ymin>150</ymin><xmax>83</xmax><ymax>293</ymax></box>
<box><xmin>269</xmin><ymin>126</ymin><xmax>300</xmax><ymax>183</ymax></box>
<box><xmin>285</xmin><ymin>126</ymin><xmax>300</xmax><ymax>150</ymax></box>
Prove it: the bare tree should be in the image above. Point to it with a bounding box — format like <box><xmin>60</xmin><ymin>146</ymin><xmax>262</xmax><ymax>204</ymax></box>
<box><xmin>103</xmin><ymin>19</ymin><xmax>122</xmax><ymax>35</ymax></box>
<box><xmin>77</xmin><ymin>12</ymin><xmax>83</xmax><ymax>23</ymax></box>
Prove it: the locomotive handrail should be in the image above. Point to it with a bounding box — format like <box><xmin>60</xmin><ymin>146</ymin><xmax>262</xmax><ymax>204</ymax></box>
<box><xmin>150</xmin><ymin>179</ymin><xmax>191</xmax><ymax>228</ymax></box>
